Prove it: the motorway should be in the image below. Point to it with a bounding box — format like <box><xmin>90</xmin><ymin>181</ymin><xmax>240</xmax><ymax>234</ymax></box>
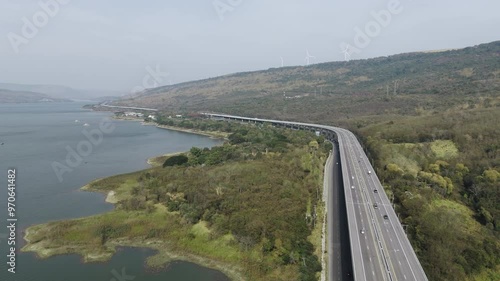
<box><xmin>327</xmin><ymin>142</ymin><xmax>353</xmax><ymax>281</ymax></box>
<box><xmin>205</xmin><ymin>113</ymin><xmax>428</xmax><ymax>281</ymax></box>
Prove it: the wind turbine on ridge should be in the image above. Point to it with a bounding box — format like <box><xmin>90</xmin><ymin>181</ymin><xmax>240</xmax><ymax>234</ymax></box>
<box><xmin>341</xmin><ymin>44</ymin><xmax>352</xmax><ymax>62</ymax></box>
<box><xmin>305</xmin><ymin>50</ymin><xmax>315</xmax><ymax>66</ymax></box>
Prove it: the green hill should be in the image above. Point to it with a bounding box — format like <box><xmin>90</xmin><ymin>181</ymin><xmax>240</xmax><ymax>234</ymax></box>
<box><xmin>113</xmin><ymin>41</ymin><xmax>500</xmax><ymax>124</ymax></box>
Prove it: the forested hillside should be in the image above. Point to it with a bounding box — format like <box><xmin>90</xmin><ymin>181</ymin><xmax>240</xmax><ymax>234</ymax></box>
<box><xmin>112</xmin><ymin>41</ymin><xmax>500</xmax><ymax>124</ymax></box>
<box><xmin>356</xmin><ymin>108</ymin><xmax>500</xmax><ymax>281</ymax></box>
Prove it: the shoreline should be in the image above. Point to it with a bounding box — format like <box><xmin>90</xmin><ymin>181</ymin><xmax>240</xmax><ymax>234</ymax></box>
<box><xmin>22</xmin><ymin>229</ymin><xmax>244</xmax><ymax>281</ymax></box>
<box><xmin>22</xmin><ymin>119</ymin><xmax>240</xmax><ymax>280</ymax></box>
<box><xmin>155</xmin><ymin>124</ymin><xmax>229</xmax><ymax>139</ymax></box>
<box><xmin>22</xmin><ymin>185</ymin><xmax>244</xmax><ymax>280</ymax></box>
<box><xmin>147</xmin><ymin>151</ymin><xmax>184</xmax><ymax>167</ymax></box>
<box><xmin>111</xmin><ymin>115</ymin><xmax>229</xmax><ymax>140</ymax></box>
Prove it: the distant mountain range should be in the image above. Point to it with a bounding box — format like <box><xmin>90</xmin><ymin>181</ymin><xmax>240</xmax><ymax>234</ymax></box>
<box><xmin>0</xmin><ymin>83</ymin><xmax>125</xmax><ymax>102</ymax></box>
<box><xmin>0</xmin><ymin>89</ymin><xmax>71</xmax><ymax>103</ymax></box>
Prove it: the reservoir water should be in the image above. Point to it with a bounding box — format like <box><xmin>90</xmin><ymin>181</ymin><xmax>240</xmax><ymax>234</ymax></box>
<box><xmin>0</xmin><ymin>102</ymin><xmax>228</xmax><ymax>281</ymax></box>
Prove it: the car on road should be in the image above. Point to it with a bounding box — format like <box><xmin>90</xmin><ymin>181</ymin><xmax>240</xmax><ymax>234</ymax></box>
<box><xmin>368</xmin><ymin>170</ymin><xmax>372</xmax><ymax>174</ymax></box>
<box><xmin>351</xmin><ymin>185</ymin><xmax>355</xmax><ymax>189</ymax></box>
<box><xmin>374</xmin><ymin>189</ymin><xmax>378</xmax><ymax>193</ymax></box>
<box><xmin>383</xmin><ymin>215</ymin><xmax>389</xmax><ymax>220</ymax></box>
<box><xmin>360</xmin><ymin>228</ymin><xmax>365</xmax><ymax>234</ymax></box>
<box><xmin>373</xmin><ymin>203</ymin><xmax>378</xmax><ymax>209</ymax></box>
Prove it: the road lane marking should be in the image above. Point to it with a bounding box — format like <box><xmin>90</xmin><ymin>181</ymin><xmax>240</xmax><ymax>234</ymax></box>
<box><xmin>347</xmin><ymin>132</ymin><xmax>394</xmax><ymax>281</ymax></box>
<box><xmin>345</xmin><ymin>134</ymin><xmax>388</xmax><ymax>281</ymax></box>
<box><xmin>360</xmin><ymin>138</ymin><xmax>420</xmax><ymax>281</ymax></box>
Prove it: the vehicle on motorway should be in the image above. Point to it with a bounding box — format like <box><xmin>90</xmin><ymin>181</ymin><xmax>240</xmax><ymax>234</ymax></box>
<box><xmin>373</xmin><ymin>203</ymin><xmax>378</xmax><ymax>209</ymax></box>
<box><xmin>360</xmin><ymin>228</ymin><xmax>365</xmax><ymax>234</ymax></box>
<box><xmin>374</xmin><ymin>189</ymin><xmax>378</xmax><ymax>193</ymax></box>
<box><xmin>352</xmin><ymin>176</ymin><xmax>354</xmax><ymax>180</ymax></box>
<box><xmin>383</xmin><ymin>215</ymin><xmax>389</xmax><ymax>220</ymax></box>
<box><xmin>351</xmin><ymin>185</ymin><xmax>355</xmax><ymax>189</ymax></box>
<box><xmin>368</xmin><ymin>170</ymin><xmax>372</xmax><ymax>174</ymax></box>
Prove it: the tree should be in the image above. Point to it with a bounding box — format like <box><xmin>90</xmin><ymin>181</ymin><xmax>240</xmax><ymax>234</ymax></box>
<box><xmin>190</xmin><ymin>147</ymin><xmax>203</xmax><ymax>158</ymax></box>
<box><xmin>163</xmin><ymin>155</ymin><xmax>189</xmax><ymax>167</ymax></box>
<box><xmin>386</xmin><ymin>163</ymin><xmax>404</xmax><ymax>180</ymax></box>
<box><xmin>483</xmin><ymin>169</ymin><xmax>500</xmax><ymax>182</ymax></box>
<box><xmin>308</xmin><ymin>140</ymin><xmax>319</xmax><ymax>150</ymax></box>
<box><xmin>96</xmin><ymin>224</ymin><xmax>113</xmax><ymax>245</ymax></box>
<box><xmin>229</xmin><ymin>133</ymin><xmax>246</xmax><ymax>144</ymax></box>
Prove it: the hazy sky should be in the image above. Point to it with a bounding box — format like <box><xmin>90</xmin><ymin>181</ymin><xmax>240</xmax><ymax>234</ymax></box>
<box><xmin>1</xmin><ymin>0</ymin><xmax>499</xmax><ymax>93</ymax></box>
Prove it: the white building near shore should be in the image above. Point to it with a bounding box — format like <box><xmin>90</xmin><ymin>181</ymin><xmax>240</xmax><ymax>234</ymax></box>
<box><xmin>125</xmin><ymin>112</ymin><xmax>144</xmax><ymax>118</ymax></box>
